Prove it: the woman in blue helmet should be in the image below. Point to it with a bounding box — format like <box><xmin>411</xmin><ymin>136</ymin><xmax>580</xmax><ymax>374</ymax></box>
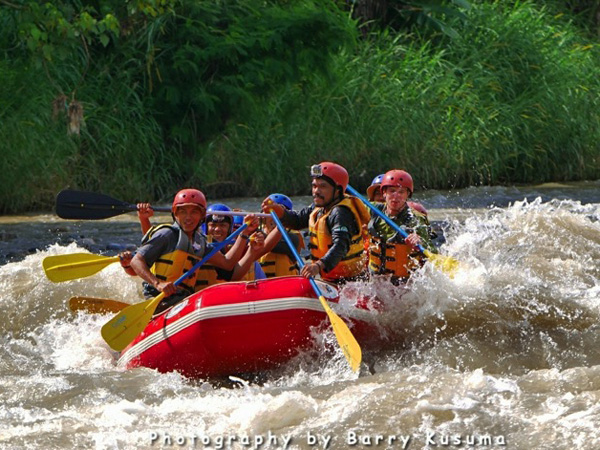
<box><xmin>257</xmin><ymin>193</ymin><xmax>305</xmax><ymax>278</ymax></box>
<box><xmin>367</xmin><ymin>174</ymin><xmax>385</xmax><ymax>202</ymax></box>
<box><xmin>201</xmin><ymin>203</ymin><xmax>266</xmax><ymax>283</ymax></box>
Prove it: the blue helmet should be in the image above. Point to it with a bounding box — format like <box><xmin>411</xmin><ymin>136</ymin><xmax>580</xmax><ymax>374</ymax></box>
<box><xmin>367</xmin><ymin>174</ymin><xmax>385</xmax><ymax>201</ymax></box>
<box><xmin>268</xmin><ymin>193</ymin><xmax>293</xmax><ymax>211</ymax></box>
<box><xmin>232</xmin><ymin>213</ymin><xmax>244</xmax><ymax>230</ymax></box>
<box><xmin>370</xmin><ymin>174</ymin><xmax>384</xmax><ymax>186</ymax></box>
<box><xmin>204</xmin><ymin>203</ymin><xmax>233</xmax><ymax>234</ymax></box>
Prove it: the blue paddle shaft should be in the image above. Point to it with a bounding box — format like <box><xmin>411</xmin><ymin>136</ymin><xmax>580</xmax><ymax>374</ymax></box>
<box><xmin>346</xmin><ymin>185</ymin><xmax>426</xmax><ymax>254</ymax></box>
<box><xmin>270</xmin><ymin>211</ymin><xmax>324</xmax><ymax>297</ymax></box>
<box><xmin>173</xmin><ymin>223</ymin><xmax>248</xmax><ymax>286</ymax></box>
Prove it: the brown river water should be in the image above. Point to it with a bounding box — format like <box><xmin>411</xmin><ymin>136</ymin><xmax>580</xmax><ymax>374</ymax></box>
<box><xmin>0</xmin><ymin>181</ymin><xmax>598</xmax><ymax>449</ymax></box>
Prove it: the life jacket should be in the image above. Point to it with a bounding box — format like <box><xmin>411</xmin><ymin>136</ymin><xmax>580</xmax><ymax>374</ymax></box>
<box><xmin>142</xmin><ymin>223</ymin><xmax>207</xmax><ymax>295</ymax></box>
<box><xmin>237</xmin><ymin>259</ymin><xmax>255</xmax><ymax>281</ymax></box>
<box><xmin>259</xmin><ymin>230</ymin><xmax>304</xmax><ymax>278</ymax></box>
<box><xmin>307</xmin><ymin>195</ymin><xmax>370</xmax><ymax>281</ymax></box>
<box><xmin>367</xmin><ymin>205</ymin><xmax>423</xmax><ymax>278</ymax></box>
<box><xmin>195</xmin><ymin>235</ymin><xmax>229</xmax><ymax>289</ymax></box>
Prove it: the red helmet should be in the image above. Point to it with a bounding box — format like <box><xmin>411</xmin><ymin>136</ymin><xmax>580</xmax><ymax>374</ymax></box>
<box><xmin>172</xmin><ymin>188</ymin><xmax>207</xmax><ymax>212</ymax></box>
<box><xmin>381</xmin><ymin>169</ymin><xmax>413</xmax><ymax>196</ymax></box>
<box><xmin>407</xmin><ymin>201</ymin><xmax>428</xmax><ymax>216</ymax></box>
<box><xmin>310</xmin><ymin>162</ymin><xmax>349</xmax><ymax>192</ymax></box>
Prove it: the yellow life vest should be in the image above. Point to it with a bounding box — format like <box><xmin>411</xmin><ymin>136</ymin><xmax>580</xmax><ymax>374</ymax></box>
<box><xmin>195</xmin><ymin>263</ymin><xmax>228</xmax><ymax>289</ymax></box>
<box><xmin>307</xmin><ymin>196</ymin><xmax>369</xmax><ymax>281</ymax></box>
<box><xmin>259</xmin><ymin>230</ymin><xmax>304</xmax><ymax>278</ymax></box>
<box><xmin>142</xmin><ymin>224</ymin><xmax>207</xmax><ymax>295</ymax></box>
<box><xmin>195</xmin><ymin>235</ymin><xmax>229</xmax><ymax>289</ymax></box>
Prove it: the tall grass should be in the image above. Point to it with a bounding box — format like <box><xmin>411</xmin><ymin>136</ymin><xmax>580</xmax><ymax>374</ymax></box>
<box><xmin>0</xmin><ymin>62</ymin><xmax>76</xmax><ymax>213</ymax></box>
<box><xmin>198</xmin><ymin>1</ymin><xmax>600</xmax><ymax>196</ymax></box>
<box><xmin>0</xmin><ymin>58</ymin><xmax>181</xmax><ymax>213</ymax></box>
<box><xmin>1</xmin><ymin>1</ymin><xmax>599</xmax><ymax>212</ymax></box>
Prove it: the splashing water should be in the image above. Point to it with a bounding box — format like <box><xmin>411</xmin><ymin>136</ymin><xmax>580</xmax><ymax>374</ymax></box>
<box><xmin>1</xmin><ymin>195</ymin><xmax>599</xmax><ymax>449</ymax></box>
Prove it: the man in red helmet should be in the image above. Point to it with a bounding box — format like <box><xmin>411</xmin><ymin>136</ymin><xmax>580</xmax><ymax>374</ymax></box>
<box><xmin>366</xmin><ymin>170</ymin><xmax>436</xmax><ymax>283</ymax></box>
<box><xmin>128</xmin><ymin>189</ymin><xmax>260</xmax><ymax>313</ymax></box>
<box><xmin>262</xmin><ymin>162</ymin><xmax>370</xmax><ymax>284</ymax></box>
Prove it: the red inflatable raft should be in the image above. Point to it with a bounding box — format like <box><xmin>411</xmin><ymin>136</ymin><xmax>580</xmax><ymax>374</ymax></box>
<box><xmin>117</xmin><ymin>276</ymin><xmax>377</xmax><ymax>378</ymax></box>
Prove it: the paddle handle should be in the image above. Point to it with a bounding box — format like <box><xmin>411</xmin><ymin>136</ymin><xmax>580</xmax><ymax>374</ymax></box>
<box><xmin>98</xmin><ymin>206</ymin><xmax>270</xmax><ymax>218</ymax></box>
<box><xmin>346</xmin><ymin>185</ymin><xmax>426</xmax><ymax>254</ymax></box>
<box><xmin>60</xmin><ymin>201</ymin><xmax>171</xmax><ymax>213</ymax></box>
<box><xmin>108</xmin><ymin>207</ymin><xmax>270</xmax><ymax>217</ymax></box>
<box><xmin>207</xmin><ymin>210</ymin><xmax>270</xmax><ymax>218</ymax></box>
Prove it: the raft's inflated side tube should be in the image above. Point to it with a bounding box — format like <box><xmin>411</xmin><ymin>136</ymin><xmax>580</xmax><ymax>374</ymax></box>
<box><xmin>118</xmin><ymin>276</ymin><xmax>362</xmax><ymax>378</ymax></box>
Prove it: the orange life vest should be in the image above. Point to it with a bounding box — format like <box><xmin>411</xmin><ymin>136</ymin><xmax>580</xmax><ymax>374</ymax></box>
<box><xmin>367</xmin><ymin>207</ymin><xmax>424</xmax><ymax>278</ymax></box>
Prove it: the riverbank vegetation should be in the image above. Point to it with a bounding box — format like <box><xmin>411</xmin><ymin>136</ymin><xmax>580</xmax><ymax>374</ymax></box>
<box><xmin>1</xmin><ymin>0</ymin><xmax>599</xmax><ymax>213</ymax></box>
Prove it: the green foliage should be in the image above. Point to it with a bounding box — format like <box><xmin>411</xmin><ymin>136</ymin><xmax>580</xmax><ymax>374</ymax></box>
<box><xmin>198</xmin><ymin>0</ymin><xmax>600</xmax><ymax>195</ymax></box>
<box><xmin>0</xmin><ymin>0</ymin><xmax>357</xmax><ymax>211</ymax></box>
<box><xmin>527</xmin><ymin>0</ymin><xmax>600</xmax><ymax>37</ymax></box>
<box><xmin>2</xmin><ymin>0</ymin><xmax>122</xmax><ymax>63</ymax></box>
<box><xmin>0</xmin><ymin>56</ymin><xmax>175</xmax><ymax>213</ymax></box>
<box><xmin>345</xmin><ymin>0</ymin><xmax>472</xmax><ymax>39</ymax></box>
<box><xmin>0</xmin><ymin>60</ymin><xmax>76</xmax><ymax>212</ymax></box>
<box><xmin>146</xmin><ymin>0</ymin><xmax>356</xmax><ymax>144</ymax></box>
<box><xmin>0</xmin><ymin>0</ymin><xmax>599</xmax><ymax>212</ymax></box>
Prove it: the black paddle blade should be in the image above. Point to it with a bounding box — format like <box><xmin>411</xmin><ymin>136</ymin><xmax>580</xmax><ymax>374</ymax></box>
<box><xmin>55</xmin><ymin>190</ymin><xmax>135</xmax><ymax>220</ymax></box>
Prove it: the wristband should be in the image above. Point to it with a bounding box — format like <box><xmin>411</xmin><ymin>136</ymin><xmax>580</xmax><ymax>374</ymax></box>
<box><xmin>240</xmin><ymin>234</ymin><xmax>250</xmax><ymax>240</ymax></box>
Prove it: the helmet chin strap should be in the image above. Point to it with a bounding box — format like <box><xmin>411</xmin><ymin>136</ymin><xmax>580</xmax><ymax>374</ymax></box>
<box><xmin>322</xmin><ymin>187</ymin><xmax>343</xmax><ymax>209</ymax></box>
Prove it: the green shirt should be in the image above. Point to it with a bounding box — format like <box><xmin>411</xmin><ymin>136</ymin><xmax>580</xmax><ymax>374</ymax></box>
<box><xmin>368</xmin><ymin>203</ymin><xmax>437</xmax><ymax>253</ymax></box>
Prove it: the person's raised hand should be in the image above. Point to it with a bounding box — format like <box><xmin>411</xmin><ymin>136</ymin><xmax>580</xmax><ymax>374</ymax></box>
<box><xmin>243</xmin><ymin>214</ymin><xmax>260</xmax><ymax>234</ymax></box>
<box><xmin>261</xmin><ymin>198</ymin><xmax>284</xmax><ymax>218</ymax></box>
<box><xmin>137</xmin><ymin>203</ymin><xmax>154</xmax><ymax>220</ymax></box>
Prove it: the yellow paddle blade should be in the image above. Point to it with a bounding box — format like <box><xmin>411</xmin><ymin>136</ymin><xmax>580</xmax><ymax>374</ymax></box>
<box><xmin>318</xmin><ymin>296</ymin><xmax>362</xmax><ymax>372</ymax></box>
<box><xmin>101</xmin><ymin>293</ymin><xmax>164</xmax><ymax>351</ymax></box>
<box><xmin>69</xmin><ymin>296</ymin><xmax>130</xmax><ymax>314</ymax></box>
<box><xmin>424</xmin><ymin>250</ymin><xmax>460</xmax><ymax>278</ymax></box>
<box><xmin>43</xmin><ymin>253</ymin><xmax>120</xmax><ymax>282</ymax></box>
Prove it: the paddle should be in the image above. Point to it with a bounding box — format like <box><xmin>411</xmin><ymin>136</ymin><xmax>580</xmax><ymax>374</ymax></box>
<box><xmin>43</xmin><ymin>253</ymin><xmax>121</xmax><ymax>283</ymax></box>
<box><xmin>101</xmin><ymin>223</ymin><xmax>249</xmax><ymax>352</ymax></box>
<box><xmin>69</xmin><ymin>296</ymin><xmax>130</xmax><ymax>314</ymax></box>
<box><xmin>269</xmin><ymin>211</ymin><xmax>362</xmax><ymax>372</ymax></box>
<box><xmin>346</xmin><ymin>185</ymin><xmax>460</xmax><ymax>277</ymax></box>
<box><xmin>56</xmin><ymin>189</ymin><xmax>270</xmax><ymax>220</ymax></box>
<box><xmin>56</xmin><ymin>189</ymin><xmax>171</xmax><ymax>220</ymax></box>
